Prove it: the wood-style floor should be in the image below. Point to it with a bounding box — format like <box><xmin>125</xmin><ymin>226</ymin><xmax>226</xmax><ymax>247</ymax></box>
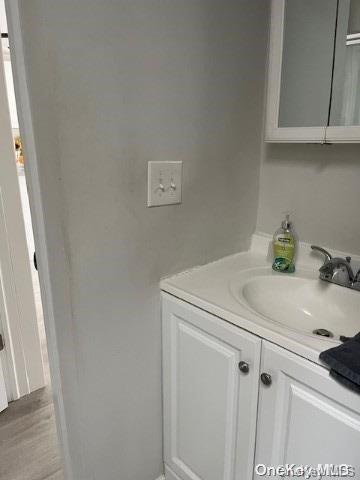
<box><xmin>0</xmin><ymin>387</ymin><xmax>64</xmax><ymax>480</ymax></box>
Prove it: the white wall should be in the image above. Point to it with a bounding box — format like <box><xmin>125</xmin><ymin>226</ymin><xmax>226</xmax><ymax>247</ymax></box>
<box><xmin>257</xmin><ymin>143</ymin><xmax>360</xmax><ymax>255</ymax></box>
<box><xmin>17</xmin><ymin>1</ymin><xmax>269</xmax><ymax>479</ymax></box>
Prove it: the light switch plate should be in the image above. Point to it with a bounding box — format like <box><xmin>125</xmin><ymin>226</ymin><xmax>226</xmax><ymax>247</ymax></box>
<box><xmin>147</xmin><ymin>161</ymin><xmax>182</xmax><ymax>207</ymax></box>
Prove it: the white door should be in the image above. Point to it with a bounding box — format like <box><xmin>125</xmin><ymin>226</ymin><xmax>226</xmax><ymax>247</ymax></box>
<box><xmin>255</xmin><ymin>341</ymin><xmax>360</xmax><ymax>479</ymax></box>
<box><xmin>162</xmin><ymin>293</ymin><xmax>261</xmax><ymax>480</ymax></box>
<box><xmin>0</xmin><ymin>32</ymin><xmax>44</xmax><ymax>401</ymax></box>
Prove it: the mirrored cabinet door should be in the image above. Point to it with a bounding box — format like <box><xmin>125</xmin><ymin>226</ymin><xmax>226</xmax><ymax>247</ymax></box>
<box><xmin>330</xmin><ymin>0</ymin><xmax>360</xmax><ymax>126</ymax></box>
<box><xmin>278</xmin><ymin>0</ymin><xmax>337</xmax><ymax>129</ymax></box>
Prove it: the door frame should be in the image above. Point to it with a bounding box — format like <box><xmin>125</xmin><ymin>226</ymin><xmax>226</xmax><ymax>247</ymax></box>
<box><xmin>4</xmin><ymin>1</ymin><xmax>83</xmax><ymax>478</ymax></box>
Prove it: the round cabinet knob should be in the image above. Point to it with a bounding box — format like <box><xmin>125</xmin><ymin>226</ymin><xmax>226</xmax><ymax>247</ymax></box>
<box><xmin>238</xmin><ymin>361</ymin><xmax>250</xmax><ymax>374</ymax></box>
<box><xmin>260</xmin><ymin>372</ymin><xmax>272</xmax><ymax>386</ymax></box>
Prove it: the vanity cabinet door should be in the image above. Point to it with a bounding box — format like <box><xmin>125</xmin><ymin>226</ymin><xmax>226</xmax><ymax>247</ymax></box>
<box><xmin>255</xmin><ymin>341</ymin><xmax>360</xmax><ymax>478</ymax></box>
<box><xmin>162</xmin><ymin>293</ymin><xmax>261</xmax><ymax>480</ymax></box>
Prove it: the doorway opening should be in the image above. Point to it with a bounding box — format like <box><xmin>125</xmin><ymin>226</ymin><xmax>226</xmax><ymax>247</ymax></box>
<box><xmin>2</xmin><ymin>35</ymin><xmax>50</xmax><ymax>385</ymax></box>
<box><xmin>0</xmin><ymin>2</ymin><xmax>63</xmax><ymax>479</ymax></box>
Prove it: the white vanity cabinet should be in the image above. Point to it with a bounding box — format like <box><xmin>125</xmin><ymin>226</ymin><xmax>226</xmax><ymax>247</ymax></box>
<box><xmin>162</xmin><ymin>293</ymin><xmax>360</xmax><ymax>480</ymax></box>
<box><xmin>255</xmin><ymin>341</ymin><xmax>360</xmax><ymax>478</ymax></box>
<box><xmin>162</xmin><ymin>293</ymin><xmax>261</xmax><ymax>480</ymax></box>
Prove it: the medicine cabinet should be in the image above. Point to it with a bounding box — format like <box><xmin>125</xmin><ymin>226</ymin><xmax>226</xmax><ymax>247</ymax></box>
<box><xmin>266</xmin><ymin>0</ymin><xmax>360</xmax><ymax>143</ymax></box>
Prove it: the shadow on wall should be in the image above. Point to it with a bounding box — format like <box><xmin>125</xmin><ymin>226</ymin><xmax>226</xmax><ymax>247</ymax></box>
<box><xmin>264</xmin><ymin>142</ymin><xmax>360</xmax><ymax>170</ymax></box>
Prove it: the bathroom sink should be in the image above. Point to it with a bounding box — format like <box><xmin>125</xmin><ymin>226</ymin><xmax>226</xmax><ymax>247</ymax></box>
<box><xmin>230</xmin><ymin>267</ymin><xmax>360</xmax><ymax>339</ymax></box>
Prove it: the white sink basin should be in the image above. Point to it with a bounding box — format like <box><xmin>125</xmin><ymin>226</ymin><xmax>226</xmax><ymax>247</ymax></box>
<box><xmin>230</xmin><ymin>267</ymin><xmax>360</xmax><ymax>339</ymax></box>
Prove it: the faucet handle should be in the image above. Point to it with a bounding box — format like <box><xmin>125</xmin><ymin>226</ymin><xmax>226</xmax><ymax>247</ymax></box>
<box><xmin>311</xmin><ymin>245</ymin><xmax>332</xmax><ymax>263</ymax></box>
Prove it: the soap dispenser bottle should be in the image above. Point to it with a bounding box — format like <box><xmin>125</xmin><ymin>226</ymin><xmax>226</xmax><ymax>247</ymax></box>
<box><xmin>272</xmin><ymin>213</ymin><xmax>297</xmax><ymax>273</ymax></box>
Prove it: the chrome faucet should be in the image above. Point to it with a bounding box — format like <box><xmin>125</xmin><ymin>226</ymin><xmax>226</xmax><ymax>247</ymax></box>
<box><xmin>311</xmin><ymin>245</ymin><xmax>360</xmax><ymax>291</ymax></box>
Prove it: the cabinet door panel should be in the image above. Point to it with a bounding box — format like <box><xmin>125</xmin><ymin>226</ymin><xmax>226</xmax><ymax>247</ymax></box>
<box><xmin>255</xmin><ymin>341</ymin><xmax>360</xmax><ymax>478</ymax></box>
<box><xmin>162</xmin><ymin>293</ymin><xmax>261</xmax><ymax>480</ymax></box>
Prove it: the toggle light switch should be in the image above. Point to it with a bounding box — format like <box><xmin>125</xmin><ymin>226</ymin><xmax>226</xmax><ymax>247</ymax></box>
<box><xmin>147</xmin><ymin>161</ymin><xmax>182</xmax><ymax>207</ymax></box>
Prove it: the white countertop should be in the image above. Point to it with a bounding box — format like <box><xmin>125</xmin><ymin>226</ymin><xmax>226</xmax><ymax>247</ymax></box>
<box><xmin>160</xmin><ymin>233</ymin><xmax>360</xmax><ymax>367</ymax></box>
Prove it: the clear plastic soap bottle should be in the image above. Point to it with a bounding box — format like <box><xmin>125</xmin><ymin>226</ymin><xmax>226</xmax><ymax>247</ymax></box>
<box><xmin>272</xmin><ymin>213</ymin><xmax>297</xmax><ymax>273</ymax></box>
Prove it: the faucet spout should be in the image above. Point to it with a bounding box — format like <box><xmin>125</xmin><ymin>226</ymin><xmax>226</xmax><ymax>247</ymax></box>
<box><xmin>311</xmin><ymin>245</ymin><xmax>332</xmax><ymax>263</ymax></box>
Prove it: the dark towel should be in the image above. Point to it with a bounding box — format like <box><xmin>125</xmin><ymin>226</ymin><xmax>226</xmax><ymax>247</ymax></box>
<box><xmin>319</xmin><ymin>333</ymin><xmax>360</xmax><ymax>392</ymax></box>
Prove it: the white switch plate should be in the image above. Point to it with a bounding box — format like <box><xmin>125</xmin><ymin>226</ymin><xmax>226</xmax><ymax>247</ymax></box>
<box><xmin>147</xmin><ymin>161</ymin><xmax>182</xmax><ymax>207</ymax></box>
